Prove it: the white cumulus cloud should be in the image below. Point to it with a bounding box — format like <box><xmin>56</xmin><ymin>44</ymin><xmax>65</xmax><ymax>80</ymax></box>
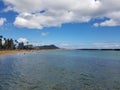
<box><xmin>0</xmin><ymin>18</ymin><xmax>6</xmax><ymax>26</ymax></box>
<box><xmin>17</xmin><ymin>38</ymin><xmax>28</xmax><ymax>43</ymax></box>
<box><xmin>3</xmin><ymin>0</ymin><xmax>120</xmax><ymax>29</ymax></box>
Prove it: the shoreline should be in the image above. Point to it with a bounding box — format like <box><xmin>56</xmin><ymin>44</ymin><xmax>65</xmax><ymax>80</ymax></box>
<box><xmin>0</xmin><ymin>50</ymin><xmax>42</xmax><ymax>56</ymax></box>
<box><xmin>0</xmin><ymin>49</ymin><xmax>60</xmax><ymax>56</ymax></box>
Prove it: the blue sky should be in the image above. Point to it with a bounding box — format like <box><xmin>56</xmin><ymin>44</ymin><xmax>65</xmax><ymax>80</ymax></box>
<box><xmin>0</xmin><ymin>0</ymin><xmax>120</xmax><ymax>49</ymax></box>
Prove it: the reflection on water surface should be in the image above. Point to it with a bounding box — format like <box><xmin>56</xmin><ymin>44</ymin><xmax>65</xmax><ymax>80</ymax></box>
<box><xmin>0</xmin><ymin>50</ymin><xmax>120</xmax><ymax>90</ymax></box>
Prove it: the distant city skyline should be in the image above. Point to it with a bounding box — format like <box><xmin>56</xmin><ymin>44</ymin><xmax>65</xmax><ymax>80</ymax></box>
<box><xmin>0</xmin><ymin>0</ymin><xmax>120</xmax><ymax>49</ymax></box>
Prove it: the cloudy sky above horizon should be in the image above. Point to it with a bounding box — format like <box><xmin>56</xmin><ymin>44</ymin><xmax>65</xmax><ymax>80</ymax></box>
<box><xmin>0</xmin><ymin>0</ymin><xmax>120</xmax><ymax>48</ymax></box>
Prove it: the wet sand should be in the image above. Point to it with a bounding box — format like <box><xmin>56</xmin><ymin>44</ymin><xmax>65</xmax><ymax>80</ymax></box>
<box><xmin>0</xmin><ymin>50</ymin><xmax>41</xmax><ymax>56</ymax></box>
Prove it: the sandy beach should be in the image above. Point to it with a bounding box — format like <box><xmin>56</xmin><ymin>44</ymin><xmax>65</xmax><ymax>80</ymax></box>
<box><xmin>0</xmin><ymin>50</ymin><xmax>40</xmax><ymax>56</ymax></box>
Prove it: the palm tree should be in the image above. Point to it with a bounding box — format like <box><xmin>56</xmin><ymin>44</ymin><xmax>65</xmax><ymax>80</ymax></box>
<box><xmin>15</xmin><ymin>40</ymin><xmax>18</xmax><ymax>43</ymax></box>
<box><xmin>26</xmin><ymin>41</ymin><xmax>29</xmax><ymax>49</ymax></box>
<box><xmin>15</xmin><ymin>40</ymin><xmax>18</xmax><ymax>49</ymax></box>
<box><xmin>9</xmin><ymin>39</ymin><xmax>14</xmax><ymax>49</ymax></box>
<box><xmin>0</xmin><ymin>35</ymin><xmax>3</xmax><ymax>39</ymax></box>
<box><xmin>0</xmin><ymin>35</ymin><xmax>3</xmax><ymax>49</ymax></box>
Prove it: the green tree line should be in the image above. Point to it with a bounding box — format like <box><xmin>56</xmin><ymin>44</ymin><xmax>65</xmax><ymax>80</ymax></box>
<box><xmin>0</xmin><ymin>35</ymin><xmax>15</xmax><ymax>50</ymax></box>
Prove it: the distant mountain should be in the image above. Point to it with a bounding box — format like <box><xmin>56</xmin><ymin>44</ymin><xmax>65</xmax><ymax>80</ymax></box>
<box><xmin>38</xmin><ymin>45</ymin><xmax>59</xmax><ymax>50</ymax></box>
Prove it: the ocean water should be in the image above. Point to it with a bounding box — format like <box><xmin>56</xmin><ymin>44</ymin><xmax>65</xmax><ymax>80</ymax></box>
<box><xmin>0</xmin><ymin>50</ymin><xmax>120</xmax><ymax>90</ymax></box>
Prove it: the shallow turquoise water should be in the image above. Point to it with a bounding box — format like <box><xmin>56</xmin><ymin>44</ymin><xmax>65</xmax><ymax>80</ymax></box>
<box><xmin>0</xmin><ymin>50</ymin><xmax>120</xmax><ymax>90</ymax></box>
